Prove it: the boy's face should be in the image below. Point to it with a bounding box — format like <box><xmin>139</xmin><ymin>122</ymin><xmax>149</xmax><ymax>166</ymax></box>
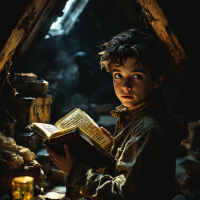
<box><xmin>111</xmin><ymin>57</ymin><xmax>161</xmax><ymax>108</ymax></box>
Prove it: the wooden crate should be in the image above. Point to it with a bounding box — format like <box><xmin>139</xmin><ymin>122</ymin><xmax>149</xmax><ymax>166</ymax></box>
<box><xmin>3</xmin><ymin>95</ymin><xmax>53</xmax><ymax>129</ymax></box>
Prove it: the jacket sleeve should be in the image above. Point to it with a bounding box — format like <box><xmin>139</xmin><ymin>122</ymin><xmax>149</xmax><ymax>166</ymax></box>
<box><xmin>65</xmin><ymin>127</ymin><xmax>174</xmax><ymax>200</ymax></box>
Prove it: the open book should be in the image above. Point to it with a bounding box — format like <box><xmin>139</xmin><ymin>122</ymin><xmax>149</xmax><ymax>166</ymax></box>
<box><xmin>29</xmin><ymin>108</ymin><xmax>114</xmax><ymax>169</ymax></box>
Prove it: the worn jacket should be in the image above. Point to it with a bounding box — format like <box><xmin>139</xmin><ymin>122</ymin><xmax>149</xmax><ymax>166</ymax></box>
<box><xmin>66</xmin><ymin>93</ymin><xmax>176</xmax><ymax>200</ymax></box>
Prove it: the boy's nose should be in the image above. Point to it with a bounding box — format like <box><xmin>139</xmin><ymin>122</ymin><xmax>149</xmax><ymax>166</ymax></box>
<box><xmin>122</xmin><ymin>85</ymin><xmax>131</xmax><ymax>91</ymax></box>
<box><xmin>122</xmin><ymin>79</ymin><xmax>132</xmax><ymax>91</ymax></box>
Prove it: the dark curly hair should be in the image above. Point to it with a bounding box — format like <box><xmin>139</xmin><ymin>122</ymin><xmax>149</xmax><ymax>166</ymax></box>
<box><xmin>99</xmin><ymin>29</ymin><xmax>171</xmax><ymax>81</ymax></box>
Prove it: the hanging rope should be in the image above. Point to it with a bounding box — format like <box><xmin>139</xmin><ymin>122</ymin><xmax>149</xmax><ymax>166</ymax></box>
<box><xmin>0</xmin><ymin>56</ymin><xmax>17</xmax><ymax>136</ymax></box>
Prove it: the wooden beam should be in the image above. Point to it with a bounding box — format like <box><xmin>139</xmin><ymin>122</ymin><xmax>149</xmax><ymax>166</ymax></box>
<box><xmin>18</xmin><ymin>0</ymin><xmax>66</xmax><ymax>55</ymax></box>
<box><xmin>138</xmin><ymin>0</ymin><xmax>190</xmax><ymax>74</ymax></box>
<box><xmin>12</xmin><ymin>0</ymin><xmax>67</xmax><ymax>70</ymax></box>
<box><xmin>138</xmin><ymin>0</ymin><xmax>200</xmax><ymax>115</ymax></box>
<box><xmin>0</xmin><ymin>0</ymin><xmax>49</xmax><ymax>73</ymax></box>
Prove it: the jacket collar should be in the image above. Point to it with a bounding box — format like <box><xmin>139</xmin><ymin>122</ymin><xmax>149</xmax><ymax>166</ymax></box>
<box><xmin>110</xmin><ymin>92</ymin><xmax>166</xmax><ymax>124</ymax></box>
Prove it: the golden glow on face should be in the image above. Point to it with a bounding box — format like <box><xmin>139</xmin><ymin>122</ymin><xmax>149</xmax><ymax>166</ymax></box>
<box><xmin>112</xmin><ymin>57</ymin><xmax>158</xmax><ymax>108</ymax></box>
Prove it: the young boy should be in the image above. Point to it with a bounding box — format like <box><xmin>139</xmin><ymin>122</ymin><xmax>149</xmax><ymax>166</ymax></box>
<box><xmin>45</xmin><ymin>29</ymin><xmax>176</xmax><ymax>200</ymax></box>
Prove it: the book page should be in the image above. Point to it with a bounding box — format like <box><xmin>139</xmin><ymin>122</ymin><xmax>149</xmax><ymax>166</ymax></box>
<box><xmin>55</xmin><ymin>108</ymin><xmax>78</xmax><ymax>129</ymax></box>
<box><xmin>55</xmin><ymin>108</ymin><xmax>98</xmax><ymax>129</ymax></box>
<box><xmin>55</xmin><ymin>108</ymin><xmax>111</xmax><ymax>148</ymax></box>
<box><xmin>33</xmin><ymin>123</ymin><xmax>59</xmax><ymax>139</ymax></box>
<box><xmin>83</xmin><ymin>111</ymin><xmax>99</xmax><ymax>128</ymax></box>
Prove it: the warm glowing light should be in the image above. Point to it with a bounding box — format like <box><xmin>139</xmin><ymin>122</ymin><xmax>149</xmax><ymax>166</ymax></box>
<box><xmin>12</xmin><ymin>176</ymin><xmax>34</xmax><ymax>200</ymax></box>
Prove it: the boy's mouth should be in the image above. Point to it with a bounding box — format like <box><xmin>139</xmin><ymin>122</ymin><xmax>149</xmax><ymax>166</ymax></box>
<box><xmin>121</xmin><ymin>95</ymin><xmax>133</xmax><ymax>99</ymax></box>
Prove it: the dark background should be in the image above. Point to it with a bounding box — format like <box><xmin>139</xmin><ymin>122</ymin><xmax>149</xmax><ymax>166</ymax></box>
<box><xmin>10</xmin><ymin>0</ymin><xmax>155</xmax><ymax>123</ymax></box>
<box><xmin>1</xmin><ymin>0</ymin><xmax>200</xmax><ymax>144</ymax></box>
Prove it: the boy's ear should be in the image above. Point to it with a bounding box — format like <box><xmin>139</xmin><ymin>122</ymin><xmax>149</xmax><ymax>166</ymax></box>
<box><xmin>153</xmin><ymin>73</ymin><xmax>166</xmax><ymax>89</ymax></box>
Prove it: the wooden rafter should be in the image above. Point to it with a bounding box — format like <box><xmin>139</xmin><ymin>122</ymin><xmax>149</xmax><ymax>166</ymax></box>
<box><xmin>138</xmin><ymin>0</ymin><xmax>190</xmax><ymax>74</ymax></box>
<box><xmin>137</xmin><ymin>0</ymin><xmax>200</xmax><ymax>115</ymax></box>
<box><xmin>0</xmin><ymin>0</ymin><xmax>50</xmax><ymax>73</ymax></box>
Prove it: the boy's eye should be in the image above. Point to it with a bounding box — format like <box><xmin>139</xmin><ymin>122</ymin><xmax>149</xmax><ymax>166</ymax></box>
<box><xmin>114</xmin><ymin>73</ymin><xmax>122</xmax><ymax>79</ymax></box>
<box><xmin>133</xmin><ymin>74</ymin><xmax>142</xmax><ymax>79</ymax></box>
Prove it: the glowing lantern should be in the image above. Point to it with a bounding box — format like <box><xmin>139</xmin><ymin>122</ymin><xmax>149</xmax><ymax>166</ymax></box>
<box><xmin>12</xmin><ymin>176</ymin><xmax>34</xmax><ymax>200</ymax></box>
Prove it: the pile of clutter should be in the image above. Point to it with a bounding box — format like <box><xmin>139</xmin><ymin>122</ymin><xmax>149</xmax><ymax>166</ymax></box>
<box><xmin>0</xmin><ymin>132</ymin><xmax>45</xmax><ymax>195</ymax></box>
<box><xmin>174</xmin><ymin>121</ymin><xmax>200</xmax><ymax>200</ymax></box>
<box><xmin>0</xmin><ymin>132</ymin><xmax>36</xmax><ymax>170</ymax></box>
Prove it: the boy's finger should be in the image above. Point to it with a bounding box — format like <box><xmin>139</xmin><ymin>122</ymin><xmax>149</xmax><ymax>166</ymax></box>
<box><xmin>64</xmin><ymin>144</ymin><xmax>72</xmax><ymax>158</ymax></box>
<box><xmin>45</xmin><ymin>144</ymin><xmax>57</xmax><ymax>158</ymax></box>
<box><xmin>45</xmin><ymin>144</ymin><xmax>51</xmax><ymax>153</ymax></box>
<box><xmin>100</xmin><ymin>127</ymin><xmax>113</xmax><ymax>139</ymax></box>
<box><xmin>100</xmin><ymin>126</ymin><xmax>108</xmax><ymax>133</ymax></box>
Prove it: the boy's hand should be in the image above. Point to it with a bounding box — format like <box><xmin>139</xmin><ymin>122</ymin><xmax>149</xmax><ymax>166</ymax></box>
<box><xmin>100</xmin><ymin>126</ymin><xmax>113</xmax><ymax>140</ymax></box>
<box><xmin>45</xmin><ymin>144</ymin><xmax>77</xmax><ymax>174</ymax></box>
